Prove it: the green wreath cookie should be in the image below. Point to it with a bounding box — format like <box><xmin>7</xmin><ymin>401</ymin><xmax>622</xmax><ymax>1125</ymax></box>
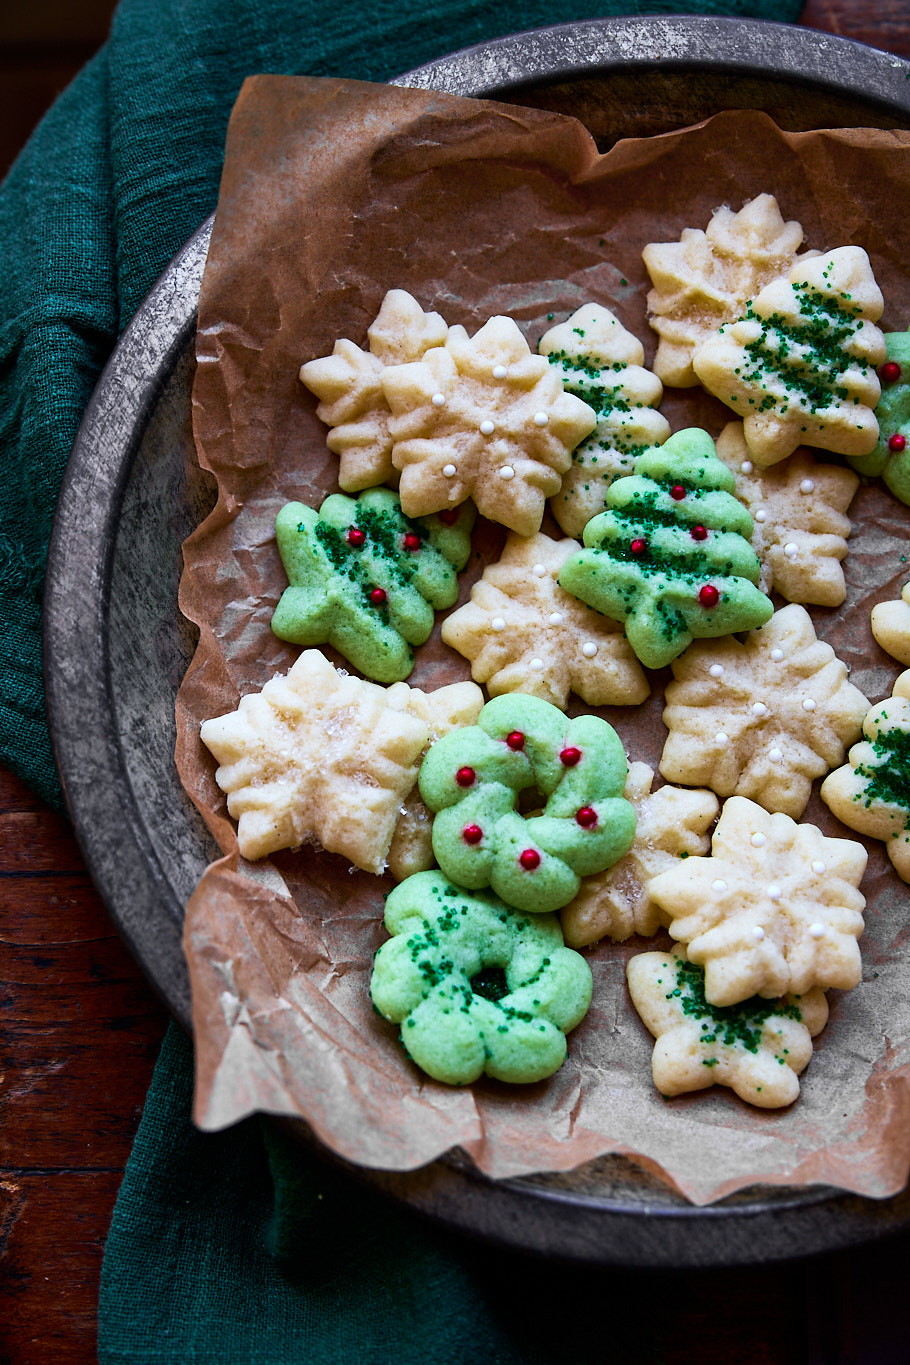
<box><xmin>370</xmin><ymin>871</ymin><xmax>593</xmax><ymax>1084</ymax></box>
<box><xmin>847</xmin><ymin>332</ymin><xmax>910</xmax><ymax>503</ymax></box>
<box><xmin>418</xmin><ymin>695</ymin><xmax>636</xmax><ymax>913</ymax></box>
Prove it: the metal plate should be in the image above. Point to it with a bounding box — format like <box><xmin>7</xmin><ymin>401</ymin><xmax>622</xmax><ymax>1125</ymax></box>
<box><xmin>43</xmin><ymin>16</ymin><xmax>910</xmax><ymax>1265</ymax></box>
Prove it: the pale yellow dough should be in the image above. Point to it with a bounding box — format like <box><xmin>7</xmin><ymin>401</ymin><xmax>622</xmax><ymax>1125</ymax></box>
<box><xmin>871</xmin><ymin>583</ymin><xmax>910</xmax><ymax>666</ymax></box>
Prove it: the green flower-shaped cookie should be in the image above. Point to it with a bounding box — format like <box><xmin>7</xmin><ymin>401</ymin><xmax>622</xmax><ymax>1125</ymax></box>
<box><xmin>371</xmin><ymin>871</ymin><xmax>593</xmax><ymax>1084</ymax></box>
<box><xmin>418</xmin><ymin>694</ymin><xmax>636</xmax><ymax>913</ymax></box>
<box><xmin>271</xmin><ymin>488</ymin><xmax>474</xmax><ymax>682</ymax></box>
<box><xmin>848</xmin><ymin>332</ymin><xmax>910</xmax><ymax>504</ymax></box>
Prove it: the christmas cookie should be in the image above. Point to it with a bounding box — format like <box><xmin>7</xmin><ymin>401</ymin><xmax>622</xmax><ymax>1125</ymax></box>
<box><xmin>299</xmin><ymin>289</ymin><xmax>448</xmax><ymax>490</ymax></box>
<box><xmin>646</xmin><ymin>795</ymin><xmax>867</xmax><ymax>1006</ymax></box>
<box><xmin>627</xmin><ymin>946</ymin><xmax>829</xmax><ymax>1109</ymax></box>
<box><xmin>381</xmin><ymin>314</ymin><xmax>597</xmax><ymax>536</ymax></box>
<box><xmin>693</xmin><ymin>246</ymin><xmax>886</xmax><ymax>466</ymax></box>
<box><xmin>557</xmin><ymin>427</ymin><xmax>773</xmax><ymax>671</ymax></box>
<box><xmin>560</xmin><ymin>762</ymin><xmax>718</xmax><ymax>948</ymax></box>
<box><xmin>871</xmin><ymin>582</ymin><xmax>910</xmax><ymax>665</ymax></box>
<box><xmin>371</xmin><ymin>871</ymin><xmax>593</xmax><ymax>1085</ymax></box>
<box><xmin>846</xmin><ymin>333</ymin><xmax>910</xmax><ymax>504</ymax></box>
<box><xmin>440</xmin><ymin>530</ymin><xmax>649</xmax><ymax>710</ymax></box>
<box><xmin>199</xmin><ymin>649</ymin><xmax>437</xmax><ymax>870</ymax></box>
<box><xmin>418</xmin><ymin>694</ymin><xmax>636</xmax><ymax>914</ymax></box>
<box><xmin>660</xmin><ymin>604</ymin><xmax>870</xmax><ymax>819</ymax></box>
<box><xmin>643</xmin><ymin>194</ymin><xmax>810</xmax><ymax>388</ymax></box>
<box><xmin>537</xmin><ymin>303</ymin><xmax>670</xmax><ymax>536</ymax></box>
<box><xmin>271</xmin><ymin>488</ymin><xmax>474</xmax><ymax>684</ymax></box>
<box><xmin>715</xmin><ymin>421</ymin><xmax>858</xmax><ymax>609</ymax></box>
<box><xmin>821</xmin><ymin>670</ymin><xmax>910</xmax><ymax>883</ymax></box>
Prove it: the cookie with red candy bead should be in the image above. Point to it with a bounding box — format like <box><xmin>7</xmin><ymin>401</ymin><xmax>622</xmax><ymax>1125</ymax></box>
<box><xmin>417</xmin><ymin>694</ymin><xmax>636</xmax><ymax>914</ymax></box>
<box><xmin>847</xmin><ymin>333</ymin><xmax>910</xmax><ymax>505</ymax></box>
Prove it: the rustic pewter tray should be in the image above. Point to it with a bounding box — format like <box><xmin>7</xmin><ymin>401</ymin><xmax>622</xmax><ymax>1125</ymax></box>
<box><xmin>43</xmin><ymin>17</ymin><xmax>910</xmax><ymax>1266</ymax></box>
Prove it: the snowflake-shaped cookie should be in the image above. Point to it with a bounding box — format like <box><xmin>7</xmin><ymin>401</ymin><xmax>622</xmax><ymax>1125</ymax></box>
<box><xmin>627</xmin><ymin>946</ymin><xmax>829</xmax><ymax>1108</ymax></box>
<box><xmin>715</xmin><ymin>421</ymin><xmax>859</xmax><ymax>608</ymax></box>
<box><xmin>560</xmin><ymin>763</ymin><xmax>718</xmax><ymax>947</ymax></box>
<box><xmin>441</xmin><ymin>530</ymin><xmax>649</xmax><ymax>709</ymax></box>
<box><xmin>537</xmin><ymin>303</ymin><xmax>670</xmax><ymax>536</ymax></box>
<box><xmin>661</xmin><ymin>604</ymin><xmax>870</xmax><ymax>818</ymax></box>
<box><xmin>299</xmin><ymin>290</ymin><xmax>448</xmax><ymax>490</ymax></box>
<box><xmin>643</xmin><ymin>194</ymin><xmax>810</xmax><ymax>387</ymax></box>
<box><xmin>871</xmin><ymin>582</ymin><xmax>910</xmax><ymax>666</ymax></box>
<box><xmin>381</xmin><ymin>315</ymin><xmax>597</xmax><ymax>536</ymax></box>
<box><xmin>693</xmin><ymin>247</ymin><xmax>886</xmax><ymax>466</ymax></box>
<box><xmin>199</xmin><ymin>649</ymin><xmax>437</xmax><ymax>871</ymax></box>
<box><xmin>646</xmin><ymin>796</ymin><xmax>867</xmax><ymax>1006</ymax></box>
<box><xmin>821</xmin><ymin>670</ymin><xmax>910</xmax><ymax>883</ymax></box>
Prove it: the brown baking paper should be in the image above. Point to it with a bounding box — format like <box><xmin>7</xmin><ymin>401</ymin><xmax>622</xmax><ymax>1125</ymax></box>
<box><xmin>176</xmin><ymin>73</ymin><xmax>910</xmax><ymax>1205</ymax></box>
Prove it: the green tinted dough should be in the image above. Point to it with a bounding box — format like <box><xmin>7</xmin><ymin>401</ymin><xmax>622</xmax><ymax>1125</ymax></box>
<box><xmin>370</xmin><ymin>870</ymin><xmax>593</xmax><ymax>1085</ymax></box>
<box><xmin>271</xmin><ymin>488</ymin><xmax>473</xmax><ymax>682</ymax></box>
<box><xmin>850</xmin><ymin>332</ymin><xmax>910</xmax><ymax>504</ymax></box>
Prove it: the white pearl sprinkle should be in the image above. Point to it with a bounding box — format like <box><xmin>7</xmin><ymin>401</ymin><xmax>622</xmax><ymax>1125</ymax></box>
<box><xmin>530</xmin><ymin>658</ymin><xmax>545</xmax><ymax>671</ymax></box>
<box><xmin>491</xmin><ymin>617</ymin><xmax>506</xmax><ymax>631</ymax></box>
<box><xmin>800</xmin><ymin>479</ymin><xmax>815</xmax><ymax>494</ymax></box>
<box><xmin>751</xmin><ymin>832</ymin><xmax>766</xmax><ymax>848</ymax></box>
<box><xmin>532</xmin><ymin>563</ymin><xmax>547</xmax><ymax>577</ymax></box>
<box><xmin>480</xmin><ymin>420</ymin><xmax>495</xmax><ymax>436</ymax></box>
<box><xmin>752</xmin><ymin>926</ymin><xmax>766</xmax><ymax>942</ymax></box>
<box><xmin>767</xmin><ymin>884</ymin><xmax>782</xmax><ymax>901</ymax></box>
<box><xmin>442</xmin><ymin>463</ymin><xmax>457</xmax><ymax>477</ymax></box>
<box><xmin>499</xmin><ymin>465</ymin><xmax>515</xmax><ymax>480</ymax></box>
<box><xmin>754</xmin><ymin>509</ymin><xmax>767</xmax><ymax>523</ymax></box>
<box><xmin>493</xmin><ymin>365</ymin><xmax>507</xmax><ymax>379</ymax></box>
<box><xmin>812</xmin><ymin>860</ymin><xmax>826</xmax><ymax>875</ymax></box>
<box><xmin>715</xmin><ymin>731</ymin><xmax>729</xmax><ymax>745</ymax></box>
<box><xmin>768</xmin><ymin>748</ymin><xmax>783</xmax><ymax>763</ymax></box>
<box><xmin>431</xmin><ymin>392</ymin><xmax>446</xmax><ymax>407</ymax></box>
<box><xmin>533</xmin><ymin>411</ymin><xmax>549</xmax><ymax>427</ymax></box>
<box><xmin>784</xmin><ymin>542</ymin><xmax>799</xmax><ymax>558</ymax></box>
<box><xmin>752</xmin><ymin>701</ymin><xmax>768</xmax><ymax>717</ymax></box>
<box><xmin>548</xmin><ymin>612</ymin><xmax>563</xmax><ymax>625</ymax></box>
<box><xmin>741</xmin><ymin>461</ymin><xmax>754</xmax><ymax>474</ymax></box>
<box><xmin>809</xmin><ymin>923</ymin><xmax>825</xmax><ymax>939</ymax></box>
<box><xmin>582</xmin><ymin>642</ymin><xmax>598</xmax><ymax>658</ymax></box>
<box><xmin>770</xmin><ymin>648</ymin><xmax>784</xmax><ymax>662</ymax></box>
<box><xmin>802</xmin><ymin>698</ymin><xmax>816</xmax><ymax>712</ymax></box>
<box><xmin>709</xmin><ymin>664</ymin><xmax>724</xmax><ymax>678</ymax></box>
<box><xmin>712</xmin><ymin>879</ymin><xmax>728</xmax><ymax>892</ymax></box>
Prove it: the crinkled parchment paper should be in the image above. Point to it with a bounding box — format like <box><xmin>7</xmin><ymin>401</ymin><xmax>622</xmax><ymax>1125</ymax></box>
<box><xmin>176</xmin><ymin>73</ymin><xmax>910</xmax><ymax>1205</ymax></box>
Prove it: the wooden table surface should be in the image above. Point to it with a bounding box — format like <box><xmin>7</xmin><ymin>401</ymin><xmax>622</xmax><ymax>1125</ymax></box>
<box><xmin>4</xmin><ymin>3</ymin><xmax>910</xmax><ymax>1361</ymax></box>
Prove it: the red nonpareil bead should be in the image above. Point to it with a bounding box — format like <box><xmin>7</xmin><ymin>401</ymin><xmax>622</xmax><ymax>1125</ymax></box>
<box><xmin>505</xmin><ymin>731</ymin><xmax>525</xmax><ymax>750</ymax></box>
<box><xmin>880</xmin><ymin>360</ymin><xmax>902</xmax><ymax>384</ymax></box>
<box><xmin>670</xmin><ymin>484</ymin><xmax>686</xmax><ymax>501</ymax></box>
<box><xmin>462</xmin><ymin>824</ymin><xmax>483</xmax><ymax>845</ymax></box>
<box><xmin>369</xmin><ymin>587</ymin><xmax>387</xmax><ymax>606</ymax></box>
<box><xmin>698</xmin><ymin>584</ymin><xmax>720</xmax><ymax>608</ymax></box>
<box><xmin>575</xmin><ymin>806</ymin><xmax>597</xmax><ymax>828</ymax></box>
<box><xmin>519</xmin><ymin>848</ymin><xmax>541</xmax><ymax>870</ymax></box>
<box><xmin>347</xmin><ymin>527</ymin><xmax>365</xmax><ymax>547</ymax></box>
<box><xmin>690</xmin><ymin>525</ymin><xmax>708</xmax><ymax>541</ymax></box>
<box><xmin>455</xmin><ymin>766</ymin><xmax>476</xmax><ymax>787</ymax></box>
<box><xmin>889</xmin><ymin>433</ymin><xmax>907</xmax><ymax>452</ymax></box>
<box><xmin>402</xmin><ymin>532</ymin><xmax>422</xmax><ymax>551</ymax></box>
<box><xmin>630</xmin><ymin>538</ymin><xmax>648</xmax><ymax>557</ymax></box>
<box><xmin>438</xmin><ymin>508</ymin><xmax>459</xmax><ymax>525</ymax></box>
<box><xmin>559</xmin><ymin>746</ymin><xmax>582</xmax><ymax>767</ymax></box>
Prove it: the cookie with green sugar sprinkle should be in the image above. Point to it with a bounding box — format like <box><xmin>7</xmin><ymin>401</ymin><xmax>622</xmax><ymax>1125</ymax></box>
<box><xmin>418</xmin><ymin>694</ymin><xmax>636</xmax><ymax>915</ymax></box>
<box><xmin>847</xmin><ymin>332</ymin><xmax>910</xmax><ymax>504</ymax></box>
<box><xmin>627</xmin><ymin>946</ymin><xmax>829</xmax><ymax>1109</ymax></box>
<box><xmin>371</xmin><ymin>870</ymin><xmax>593</xmax><ymax>1085</ymax></box>
<box><xmin>557</xmin><ymin>427</ymin><xmax>773</xmax><ymax>670</ymax></box>
<box><xmin>271</xmin><ymin>488</ymin><xmax>473</xmax><ymax>683</ymax></box>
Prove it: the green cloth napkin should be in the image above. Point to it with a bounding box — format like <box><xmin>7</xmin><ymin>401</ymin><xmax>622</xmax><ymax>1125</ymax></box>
<box><xmin>0</xmin><ymin>0</ymin><xmax>806</xmax><ymax>1358</ymax></box>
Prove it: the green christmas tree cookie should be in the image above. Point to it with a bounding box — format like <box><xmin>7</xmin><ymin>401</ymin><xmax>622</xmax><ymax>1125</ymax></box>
<box><xmin>847</xmin><ymin>332</ymin><xmax>910</xmax><ymax>504</ymax></box>
<box><xmin>557</xmin><ymin>427</ymin><xmax>773</xmax><ymax>670</ymax></box>
<box><xmin>271</xmin><ymin>488</ymin><xmax>473</xmax><ymax>683</ymax></box>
